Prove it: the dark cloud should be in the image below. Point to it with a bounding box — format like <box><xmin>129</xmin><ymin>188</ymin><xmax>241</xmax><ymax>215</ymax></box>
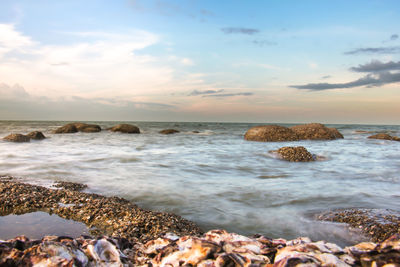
<box><xmin>221</xmin><ymin>27</ymin><xmax>259</xmax><ymax>35</ymax></box>
<box><xmin>350</xmin><ymin>60</ymin><xmax>400</xmax><ymax>72</ymax></box>
<box><xmin>291</xmin><ymin>72</ymin><xmax>400</xmax><ymax>91</ymax></box>
<box><xmin>203</xmin><ymin>92</ymin><xmax>254</xmax><ymax>97</ymax></box>
<box><xmin>252</xmin><ymin>39</ymin><xmax>277</xmax><ymax>47</ymax></box>
<box><xmin>321</xmin><ymin>75</ymin><xmax>331</xmax><ymax>79</ymax></box>
<box><xmin>188</xmin><ymin>89</ymin><xmax>224</xmax><ymax>96</ymax></box>
<box><xmin>344</xmin><ymin>46</ymin><xmax>400</xmax><ymax>55</ymax></box>
<box><xmin>390</xmin><ymin>34</ymin><xmax>399</xmax><ymax>41</ymax></box>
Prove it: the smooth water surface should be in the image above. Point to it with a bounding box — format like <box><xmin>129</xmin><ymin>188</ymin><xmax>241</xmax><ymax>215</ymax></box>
<box><xmin>1</xmin><ymin>121</ymin><xmax>399</xmax><ymax>246</ymax></box>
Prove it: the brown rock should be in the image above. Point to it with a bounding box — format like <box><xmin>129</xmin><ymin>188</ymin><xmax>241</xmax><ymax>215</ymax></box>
<box><xmin>244</xmin><ymin>125</ymin><xmax>299</xmax><ymax>142</ymax></box>
<box><xmin>368</xmin><ymin>133</ymin><xmax>400</xmax><ymax>141</ymax></box>
<box><xmin>328</xmin><ymin>127</ymin><xmax>344</xmax><ymax>139</ymax></box>
<box><xmin>54</xmin><ymin>123</ymin><xmax>101</xmax><ymax>134</ymax></box>
<box><xmin>26</xmin><ymin>131</ymin><xmax>46</xmax><ymax>140</ymax></box>
<box><xmin>290</xmin><ymin>123</ymin><xmax>342</xmax><ymax>140</ymax></box>
<box><xmin>159</xmin><ymin>129</ymin><xmax>180</xmax><ymax>134</ymax></box>
<box><xmin>54</xmin><ymin>123</ymin><xmax>78</xmax><ymax>134</ymax></box>
<box><xmin>108</xmin><ymin>124</ymin><xmax>140</xmax><ymax>134</ymax></box>
<box><xmin>74</xmin><ymin>123</ymin><xmax>101</xmax><ymax>133</ymax></box>
<box><xmin>275</xmin><ymin>146</ymin><xmax>315</xmax><ymax>162</ymax></box>
<box><xmin>3</xmin><ymin>134</ymin><xmax>30</xmax><ymax>142</ymax></box>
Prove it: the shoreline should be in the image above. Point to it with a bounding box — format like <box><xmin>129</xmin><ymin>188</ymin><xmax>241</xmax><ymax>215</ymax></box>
<box><xmin>1</xmin><ymin>177</ymin><xmax>400</xmax><ymax>265</ymax></box>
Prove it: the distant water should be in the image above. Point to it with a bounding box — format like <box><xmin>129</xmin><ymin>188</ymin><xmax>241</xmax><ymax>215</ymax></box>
<box><xmin>1</xmin><ymin>121</ymin><xmax>399</xmax><ymax>246</ymax></box>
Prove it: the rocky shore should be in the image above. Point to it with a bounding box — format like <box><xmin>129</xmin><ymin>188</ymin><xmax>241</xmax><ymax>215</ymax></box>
<box><xmin>1</xmin><ymin>178</ymin><xmax>400</xmax><ymax>266</ymax></box>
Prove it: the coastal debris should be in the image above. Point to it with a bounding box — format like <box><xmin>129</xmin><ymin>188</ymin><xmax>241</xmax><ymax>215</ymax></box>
<box><xmin>244</xmin><ymin>123</ymin><xmax>343</xmax><ymax>142</ymax></box>
<box><xmin>108</xmin><ymin>124</ymin><xmax>140</xmax><ymax>134</ymax></box>
<box><xmin>1</xmin><ymin>230</ymin><xmax>400</xmax><ymax>266</ymax></box>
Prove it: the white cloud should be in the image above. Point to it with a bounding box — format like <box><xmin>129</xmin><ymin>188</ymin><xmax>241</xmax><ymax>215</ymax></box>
<box><xmin>181</xmin><ymin>58</ymin><xmax>194</xmax><ymax>66</ymax></box>
<box><xmin>0</xmin><ymin>23</ymin><xmax>174</xmax><ymax>99</ymax></box>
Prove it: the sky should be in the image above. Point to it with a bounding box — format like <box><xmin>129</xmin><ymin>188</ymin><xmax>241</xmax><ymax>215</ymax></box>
<box><xmin>0</xmin><ymin>0</ymin><xmax>399</xmax><ymax>124</ymax></box>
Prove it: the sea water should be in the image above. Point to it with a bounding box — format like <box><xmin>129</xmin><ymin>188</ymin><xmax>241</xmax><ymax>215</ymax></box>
<box><xmin>0</xmin><ymin>121</ymin><xmax>399</xmax><ymax>246</ymax></box>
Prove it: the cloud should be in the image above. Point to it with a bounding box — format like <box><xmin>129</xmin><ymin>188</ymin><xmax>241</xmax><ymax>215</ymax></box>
<box><xmin>252</xmin><ymin>39</ymin><xmax>277</xmax><ymax>47</ymax></box>
<box><xmin>291</xmin><ymin>71</ymin><xmax>400</xmax><ymax>91</ymax></box>
<box><xmin>344</xmin><ymin>46</ymin><xmax>400</xmax><ymax>55</ymax></box>
<box><xmin>390</xmin><ymin>34</ymin><xmax>399</xmax><ymax>41</ymax></box>
<box><xmin>181</xmin><ymin>58</ymin><xmax>194</xmax><ymax>66</ymax></box>
<box><xmin>203</xmin><ymin>92</ymin><xmax>254</xmax><ymax>97</ymax></box>
<box><xmin>0</xmin><ymin>82</ymin><xmax>176</xmax><ymax>120</ymax></box>
<box><xmin>188</xmin><ymin>89</ymin><xmax>225</xmax><ymax>96</ymax></box>
<box><xmin>350</xmin><ymin>60</ymin><xmax>400</xmax><ymax>72</ymax></box>
<box><xmin>221</xmin><ymin>27</ymin><xmax>259</xmax><ymax>35</ymax></box>
<box><xmin>321</xmin><ymin>75</ymin><xmax>331</xmax><ymax>79</ymax></box>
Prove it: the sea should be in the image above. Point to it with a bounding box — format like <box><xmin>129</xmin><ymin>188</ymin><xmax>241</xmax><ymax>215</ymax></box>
<box><xmin>1</xmin><ymin>120</ymin><xmax>399</xmax><ymax>246</ymax></box>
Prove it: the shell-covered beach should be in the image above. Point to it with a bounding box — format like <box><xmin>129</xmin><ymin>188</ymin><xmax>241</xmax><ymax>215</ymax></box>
<box><xmin>1</xmin><ymin>120</ymin><xmax>400</xmax><ymax>265</ymax></box>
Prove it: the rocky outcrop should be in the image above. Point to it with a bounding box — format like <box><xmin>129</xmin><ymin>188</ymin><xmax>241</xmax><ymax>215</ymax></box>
<box><xmin>73</xmin><ymin>123</ymin><xmax>101</xmax><ymax>133</ymax></box>
<box><xmin>3</xmin><ymin>134</ymin><xmax>30</xmax><ymax>142</ymax></box>
<box><xmin>274</xmin><ymin>146</ymin><xmax>315</xmax><ymax>162</ymax></box>
<box><xmin>26</xmin><ymin>131</ymin><xmax>46</xmax><ymax>140</ymax></box>
<box><xmin>244</xmin><ymin>125</ymin><xmax>299</xmax><ymax>142</ymax></box>
<box><xmin>318</xmin><ymin>208</ymin><xmax>400</xmax><ymax>243</ymax></box>
<box><xmin>368</xmin><ymin>133</ymin><xmax>400</xmax><ymax>141</ymax></box>
<box><xmin>54</xmin><ymin>123</ymin><xmax>78</xmax><ymax>133</ymax></box>
<box><xmin>108</xmin><ymin>124</ymin><xmax>140</xmax><ymax>134</ymax></box>
<box><xmin>244</xmin><ymin>123</ymin><xmax>343</xmax><ymax>142</ymax></box>
<box><xmin>54</xmin><ymin>123</ymin><xmax>101</xmax><ymax>134</ymax></box>
<box><xmin>290</xmin><ymin>123</ymin><xmax>343</xmax><ymax>140</ymax></box>
<box><xmin>159</xmin><ymin>129</ymin><xmax>180</xmax><ymax>134</ymax></box>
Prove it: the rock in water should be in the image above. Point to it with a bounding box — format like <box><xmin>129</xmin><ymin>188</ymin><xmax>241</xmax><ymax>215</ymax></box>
<box><xmin>159</xmin><ymin>129</ymin><xmax>180</xmax><ymax>134</ymax></box>
<box><xmin>3</xmin><ymin>134</ymin><xmax>30</xmax><ymax>142</ymax></box>
<box><xmin>26</xmin><ymin>131</ymin><xmax>46</xmax><ymax>140</ymax></box>
<box><xmin>74</xmin><ymin>123</ymin><xmax>101</xmax><ymax>133</ymax></box>
<box><xmin>54</xmin><ymin>123</ymin><xmax>78</xmax><ymax>134</ymax></box>
<box><xmin>274</xmin><ymin>146</ymin><xmax>315</xmax><ymax>162</ymax></box>
<box><xmin>290</xmin><ymin>123</ymin><xmax>343</xmax><ymax>140</ymax></box>
<box><xmin>54</xmin><ymin>123</ymin><xmax>101</xmax><ymax>134</ymax></box>
<box><xmin>244</xmin><ymin>125</ymin><xmax>299</xmax><ymax>142</ymax></box>
<box><xmin>108</xmin><ymin>124</ymin><xmax>140</xmax><ymax>134</ymax></box>
<box><xmin>368</xmin><ymin>133</ymin><xmax>400</xmax><ymax>141</ymax></box>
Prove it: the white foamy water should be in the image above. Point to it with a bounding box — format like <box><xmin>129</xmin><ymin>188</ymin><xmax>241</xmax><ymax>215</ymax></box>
<box><xmin>1</xmin><ymin>121</ymin><xmax>399</xmax><ymax>246</ymax></box>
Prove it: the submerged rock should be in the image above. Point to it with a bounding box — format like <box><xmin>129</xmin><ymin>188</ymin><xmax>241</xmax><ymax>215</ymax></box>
<box><xmin>108</xmin><ymin>124</ymin><xmax>140</xmax><ymax>134</ymax></box>
<box><xmin>274</xmin><ymin>146</ymin><xmax>315</xmax><ymax>162</ymax></box>
<box><xmin>3</xmin><ymin>134</ymin><xmax>30</xmax><ymax>143</ymax></box>
<box><xmin>244</xmin><ymin>125</ymin><xmax>299</xmax><ymax>142</ymax></box>
<box><xmin>26</xmin><ymin>131</ymin><xmax>46</xmax><ymax>140</ymax></box>
<box><xmin>159</xmin><ymin>129</ymin><xmax>180</xmax><ymax>135</ymax></box>
<box><xmin>290</xmin><ymin>123</ymin><xmax>343</xmax><ymax>140</ymax></box>
<box><xmin>54</xmin><ymin>123</ymin><xmax>101</xmax><ymax>134</ymax></box>
<box><xmin>368</xmin><ymin>133</ymin><xmax>400</xmax><ymax>141</ymax></box>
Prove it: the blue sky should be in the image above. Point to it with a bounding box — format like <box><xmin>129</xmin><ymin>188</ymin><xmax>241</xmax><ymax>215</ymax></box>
<box><xmin>0</xmin><ymin>0</ymin><xmax>399</xmax><ymax>123</ymax></box>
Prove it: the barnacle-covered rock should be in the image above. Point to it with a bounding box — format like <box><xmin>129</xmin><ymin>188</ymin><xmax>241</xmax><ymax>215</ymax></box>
<box><xmin>244</xmin><ymin>125</ymin><xmax>299</xmax><ymax>142</ymax></box>
<box><xmin>273</xmin><ymin>146</ymin><xmax>315</xmax><ymax>162</ymax></box>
